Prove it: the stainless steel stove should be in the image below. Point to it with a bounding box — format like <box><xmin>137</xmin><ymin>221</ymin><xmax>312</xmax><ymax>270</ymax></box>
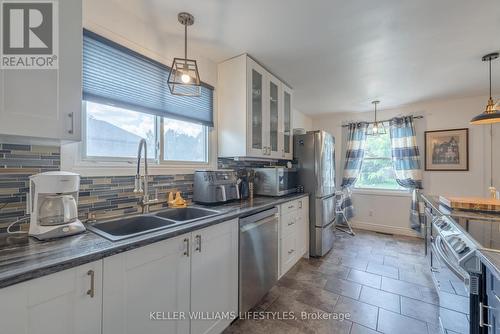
<box><xmin>426</xmin><ymin>204</ymin><xmax>500</xmax><ymax>334</ymax></box>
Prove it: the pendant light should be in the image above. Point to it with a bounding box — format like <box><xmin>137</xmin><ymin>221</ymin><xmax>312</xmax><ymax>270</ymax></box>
<box><xmin>167</xmin><ymin>12</ymin><xmax>201</xmax><ymax>97</ymax></box>
<box><xmin>470</xmin><ymin>52</ymin><xmax>500</xmax><ymax>125</ymax></box>
<box><xmin>367</xmin><ymin>100</ymin><xmax>386</xmax><ymax>136</ymax></box>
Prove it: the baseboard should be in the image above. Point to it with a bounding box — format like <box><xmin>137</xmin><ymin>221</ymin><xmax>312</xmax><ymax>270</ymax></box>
<box><xmin>350</xmin><ymin>220</ymin><xmax>420</xmax><ymax>237</ymax></box>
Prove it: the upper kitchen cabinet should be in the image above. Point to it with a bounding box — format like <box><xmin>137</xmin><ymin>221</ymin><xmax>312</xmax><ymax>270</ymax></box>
<box><xmin>218</xmin><ymin>54</ymin><xmax>294</xmax><ymax>159</ymax></box>
<box><xmin>0</xmin><ymin>0</ymin><xmax>82</xmax><ymax>141</ymax></box>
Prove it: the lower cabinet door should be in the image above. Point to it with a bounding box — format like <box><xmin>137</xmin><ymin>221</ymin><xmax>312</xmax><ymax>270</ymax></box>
<box><xmin>0</xmin><ymin>260</ymin><xmax>102</xmax><ymax>334</ymax></box>
<box><xmin>297</xmin><ymin>197</ymin><xmax>309</xmax><ymax>257</ymax></box>
<box><xmin>190</xmin><ymin>219</ymin><xmax>239</xmax><ymax>334</ymax></box>
<box><xmin>281</xmin><ymin>231</ymin><xmax>298</xmax><ymax>275</ymax></box>
<box><xmin>102</xmin><ymin>234</ymin><xmax>190</xmax><ymax>334</ymax></box>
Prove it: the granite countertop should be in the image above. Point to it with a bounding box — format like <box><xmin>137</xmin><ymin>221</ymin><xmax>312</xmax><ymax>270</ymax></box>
<box><xmin>0</xmin><ymin>193</ymin><xmax>309</xmax><ymax>289</ymax></box>
<box><xmin>420</xmin><ymin>193</ymin><xmax>500</xmax><ymax>278</ymax></box>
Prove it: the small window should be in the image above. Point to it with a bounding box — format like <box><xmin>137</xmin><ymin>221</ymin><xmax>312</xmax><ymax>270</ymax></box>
<box><xmin>355</xmin><ymin>128</ymin><xmax>403</xmax><ymax>190</ymax></box>
<box><xmin>162</xmin><ymin>118</ymin><xmax>208</xmax><ymax>162</ymax></box>
<box><xmin>85</xmin><ymin>101</ymin><xmax>156</xmax><ymax>159</ymax></box>
<box><xmin>84</xmin><ymin>101</ymin><xmax>209</xmax><ymax>164</ymax></box>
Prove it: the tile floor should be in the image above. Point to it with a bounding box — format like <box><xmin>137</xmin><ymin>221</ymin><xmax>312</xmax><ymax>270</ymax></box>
<box><xmin>224</xmin><ymin>229</ymin><xmax>468</xmax><ymax>334</ymax></box>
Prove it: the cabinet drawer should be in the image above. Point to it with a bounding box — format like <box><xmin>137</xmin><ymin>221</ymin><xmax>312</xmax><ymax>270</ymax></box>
<box><xmin>281</xmin><ymin>233</ymin><xmax>298</xmax><ymax>274</ymax></box>
<box><xmin>281</xmin><ymin>211</ymin><xmax>297</xmax><ymax>237</ymax></box>
<box><xmin>281</xmin><ymin>199</ymin><xmax>299</xmax><ymax>216</ymax></box>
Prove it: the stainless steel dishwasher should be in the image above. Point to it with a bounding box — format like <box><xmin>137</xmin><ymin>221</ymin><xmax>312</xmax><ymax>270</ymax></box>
<box><xmin>239</xmin><ymin>207</ymin><xmax>279</xmax><ymax>313</ymax></box>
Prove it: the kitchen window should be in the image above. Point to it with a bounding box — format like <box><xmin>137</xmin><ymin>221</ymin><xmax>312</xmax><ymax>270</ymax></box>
<box><xmin>355</xmin><ymin>128</ymin><xmax>403</xmax><ymax>191</ymax></box>
<box><xmin>81</xmin><ymin>29</ymin><xmax>213</xmax><ymax>165</ymax></box>
<box><xmin>84</xmin><ymin>101</ymin><xmax>208</xmax><ymax>163</ymax></box>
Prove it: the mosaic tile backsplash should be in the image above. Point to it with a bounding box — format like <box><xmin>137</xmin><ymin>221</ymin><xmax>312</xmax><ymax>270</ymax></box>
<box><xmin>0</xmin><ymin>142</ymin><xmax>291</xmax><ymax>231</ymax></box>
<box><xmin>0</xmin><ymin>143</ymin><xmax>193</xmax><ymax>231</ymax></box>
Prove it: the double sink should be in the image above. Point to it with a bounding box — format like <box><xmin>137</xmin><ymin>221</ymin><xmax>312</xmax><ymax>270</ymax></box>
<box><xmin>86</xmin><ymin>207</ymin><xmax>220</xmax><ymax>241</ymax></box>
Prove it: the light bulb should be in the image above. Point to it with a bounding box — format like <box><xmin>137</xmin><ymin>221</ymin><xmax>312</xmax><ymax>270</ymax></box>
<box><xmin>373</xmin><ymin>124</ymin><xmax>378</xmax><ymax>134</ymax></box>
<box><xmin>181</xmin><ymin>73</ymin><xmax>191</xmax><ymax>84</ymax></box>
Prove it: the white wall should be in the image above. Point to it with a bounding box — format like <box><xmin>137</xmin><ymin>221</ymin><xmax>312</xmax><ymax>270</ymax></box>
<box><xmin>293</xmin><ymin>108</ymin><xmax>313</xmax><ymax>132</ymax></box>
<box><xmin>311</xmin><ymin>95</ymin><xmax>499</xmax><ymax>236</ymax></box>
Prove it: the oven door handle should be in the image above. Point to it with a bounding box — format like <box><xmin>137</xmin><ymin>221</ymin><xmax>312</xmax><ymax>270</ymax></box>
<box><xmin>432</xmin><ymin>236</ymin><xmax>467</xmax><ymax>282</ymax></box>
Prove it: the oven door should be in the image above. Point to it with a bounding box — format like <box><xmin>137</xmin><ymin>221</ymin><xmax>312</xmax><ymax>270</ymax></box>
<box><xmin>430</xmin><ymin>232</ymin><xmax>470</xmax><ymax>333</ymax></box>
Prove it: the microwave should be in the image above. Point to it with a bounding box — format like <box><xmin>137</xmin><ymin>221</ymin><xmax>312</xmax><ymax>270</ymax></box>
<box><xmin>253</xmin><ymin>168</ymin><xmax>298</xmax><ymax>196</ymax></box>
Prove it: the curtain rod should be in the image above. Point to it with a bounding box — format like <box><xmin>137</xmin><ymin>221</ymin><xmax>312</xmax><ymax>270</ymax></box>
<box><xmin>341</xmin><ymin>115</ymin><xmax>424</xmax><ymax>127</ymax></box>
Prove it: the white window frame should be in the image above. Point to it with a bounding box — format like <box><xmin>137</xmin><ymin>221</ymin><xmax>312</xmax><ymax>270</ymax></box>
<box><xmin>353</xmin><ymin>129</ymin><xmax>406</xmax><ymax>193</ymax></box>
<box><xmin>159</xmin><ymin>117</ymin><xmax>209</xmax><ymax>165</ymax></box>
<box><xmin>61</xmin><ymin>101</ymin><xmax>215</xmax><ymax>177</ymax></box>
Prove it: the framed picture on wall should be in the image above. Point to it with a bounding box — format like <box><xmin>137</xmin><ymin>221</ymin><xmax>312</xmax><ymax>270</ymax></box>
<box><xmin>424</xmin><ymin>128</ymin><xmax>469</xmax><ymax>171</ymax></box>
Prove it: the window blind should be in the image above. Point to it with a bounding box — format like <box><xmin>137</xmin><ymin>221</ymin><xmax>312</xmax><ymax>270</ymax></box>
<box><xmin>82</xmin><ymin>29</ymin><xmax>214</xmax><ymax>127</ymax></box>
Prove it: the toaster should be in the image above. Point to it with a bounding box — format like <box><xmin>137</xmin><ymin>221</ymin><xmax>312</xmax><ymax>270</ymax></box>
<box><xmin>193</xmin><ymin>170</ymin><xmax>240</xmax><ymax>204</ymax></box>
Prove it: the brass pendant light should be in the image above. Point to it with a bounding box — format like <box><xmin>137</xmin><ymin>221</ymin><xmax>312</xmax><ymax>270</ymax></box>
<box><xmin>470</xmin><ymin>52</ymin><xmax>500</xmax><ymax>125</ymax></box>
<box><xmin>367</xmin><ymin>100</ymin><xmax>386</xmax><ymax>135</ymax></box>
<box><xmin>167</xmin><ymin>12</ymin><xmax>201</xmax><ymax>97</ymax></box>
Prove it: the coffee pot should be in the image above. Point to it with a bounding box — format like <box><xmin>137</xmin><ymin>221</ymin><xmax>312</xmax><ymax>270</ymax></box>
<box><xmin>28</xmin><ymin>172</ymin><xmax>85</xmax><ymax>240</ymax></box>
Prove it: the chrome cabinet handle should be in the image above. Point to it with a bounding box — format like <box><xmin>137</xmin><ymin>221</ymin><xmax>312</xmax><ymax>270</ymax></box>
<box><xmin>288</xmin><ymin>220</ymin><xmax>295</xmax><ymax>226</ymax></box>
<box><xmin>288</xmin><ymin>249</ymin><xmax>295</xmax><ymax>255</ymax></box>
<box><xmin>68</xmin><ymin>112</ymin><xmax>74</xmax><ymax>134</ymax></box>
<box><xmin>479</xmin><ymin>302</ymin><xmax>493</xmax><ymax>328</ymax></box>
<box><xmin>183</xmin><ymin>238</ymin><xmax>190</xmax><ymax>257</ymax></box>
<box><xmin>195</xmin><ymin>235</ymin><xmax>202</xmax><ymax>252</ymax></box>
<box><xmin>298</xmin><ymin>201</ymin><xmax>302</xmax><ymax>209</ymax></box>
<box><xmin>86</xmin><ymin>270</ymin><xmax>95</xmax><ymax>298</ymax></box>
<box><xmin>430</xmin><ymin>267</ymin><xmax>439</xmax><ymax>273</ymax></box>
<box><xmin>288</xmin><ymin>204</ymin><xmax>294</xmax><ymax>209</ymax></box>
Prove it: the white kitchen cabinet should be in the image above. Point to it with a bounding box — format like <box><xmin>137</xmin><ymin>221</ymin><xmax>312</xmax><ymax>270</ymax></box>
<box><xmin>102</xmin><ymin>220</ymin><xmax>238</xmax><ymax>334</ymax></box>
<box><xmin>0</xmin><ymin>260</ymin><xmax>102</xmax><ymax>334</ymax></box>
<box><xmin>218</xmin><ymin>54</ymin><xmax>293</xmax><ymax>159</ymax></box>
<box><xmin>281</xmin><ymin>85</ymin><xmax>294</xmax><ymax>160</ymax></box>
<box><xmin>297</xmin><ymin>197</ymin><xmax>309</xmax><ymax>257</ymax></box>
<box><xmin>102</xmin><ymin>234</ymin><xmax>191</xmax><ymax>334</ymax></box>
<box><xmin>190</xmin><ymin>219</ymin><xmax>238</xmax><ymax>334</ymax></box>
<box><xmin>279</xmin><ymin>196</ymin><xmax>309</xmax><ymax>277</ymax></box>
<box><xmin>0</xmin><ymin>0</ymin><xmax>82</xmax><ymax>141</ymax></box>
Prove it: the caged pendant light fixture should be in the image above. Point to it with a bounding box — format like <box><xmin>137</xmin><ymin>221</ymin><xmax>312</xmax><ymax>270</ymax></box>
<box><xmin>367</xmin><ymin>100</ymin><xmax>386</xmax><ymax>135</ymax></box>
<box><xmin>167</xmin><ymin>12</ymin><xmax>201</xmax><ymax>97</ymax></box>
<box><xmin>470</xmin><ymin>52</ymin><xmax>500</xmax><ymax>125</ymax></box>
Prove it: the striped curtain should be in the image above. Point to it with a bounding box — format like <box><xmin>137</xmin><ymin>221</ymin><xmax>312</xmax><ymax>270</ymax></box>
<box><xmin>389</xmin><ymin>116</ymin><xmax>424</xmax><ymax>232</ymax></box>
<box><xmin>340</xmin><ymin>122</ymin><xmax>369</xmax><ymax>220</ymax></box>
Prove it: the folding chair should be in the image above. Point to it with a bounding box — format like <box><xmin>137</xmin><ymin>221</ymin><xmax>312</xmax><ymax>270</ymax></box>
<box><xmin>335</xmin><ymin>188</ymin><xmax>355</xmax><ymax>236</ymax></box>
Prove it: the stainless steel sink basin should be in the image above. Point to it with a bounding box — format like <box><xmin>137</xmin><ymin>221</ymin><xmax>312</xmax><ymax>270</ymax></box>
<box><xmin>87</xmin><ymin>215</ymin><xmax>176</xmax><ymax>241</ymax></box>
<box><xmin>154</xmin><ymin>207</ymin><xmax>220</xmax><ymax>223</ymax></box>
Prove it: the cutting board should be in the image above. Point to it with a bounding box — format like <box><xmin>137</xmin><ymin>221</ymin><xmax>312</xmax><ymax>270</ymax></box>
<box><xmin>439</xmin><ymin>196</ymin><xmax>500</xmax><ymax>212</ymax></box>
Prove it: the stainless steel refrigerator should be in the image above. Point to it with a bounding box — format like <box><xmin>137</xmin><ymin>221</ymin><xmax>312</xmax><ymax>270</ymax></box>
<box><xmin>294</xmin><ymin>130</ymin><xmax>336</xmax><ymax>257</ymax></box>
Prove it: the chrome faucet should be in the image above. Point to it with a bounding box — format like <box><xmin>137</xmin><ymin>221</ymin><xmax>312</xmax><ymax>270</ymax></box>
<box><xmin>134</xmin><ymin>139</ymin><xmax>163</xmax><ymax>213</ymax></box>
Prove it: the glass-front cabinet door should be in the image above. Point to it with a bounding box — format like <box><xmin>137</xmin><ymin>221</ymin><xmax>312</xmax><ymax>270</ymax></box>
<box><xmin>247</xmin><ymin>58</ymin><xmax>266</xmax><ymax>157</ymax></box>
<box><xmin>282</xmin><ymin>85</ymin><xmax>293</xmax><ymax>159</ymax></box>
<box><xmin>268</xmin><ymin>76</ymin><xmax>280</xmax><ymax>158</ymax></box>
